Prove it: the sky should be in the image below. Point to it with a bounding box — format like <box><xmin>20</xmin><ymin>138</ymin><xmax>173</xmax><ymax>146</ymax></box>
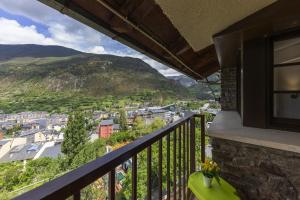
<box><xmin>0</xmin><ymin>0</ymin><xmax>180</xmax><ymax>77</ymax></box>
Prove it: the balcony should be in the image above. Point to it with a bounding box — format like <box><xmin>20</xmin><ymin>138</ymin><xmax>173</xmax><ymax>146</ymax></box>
<box><xmin>14</xmin><ymin>113</ymin><xmax>206</xmax><ymax>200</ymax></box>
<box><xmin>7</xmin><ymin>1</ymin><xmax>300</xmax><ymax>199</ymax></box>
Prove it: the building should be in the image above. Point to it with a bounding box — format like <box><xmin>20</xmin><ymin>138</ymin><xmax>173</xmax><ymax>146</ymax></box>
<box><xmin>0</xmin><ymin>139</ymin><xmax>12</xmax><ymax>158</ymax></box>
<box><xmin>0</xmin><ymin>143</ymin><xmax>43</xmax><ymax>163</ymax></box>
<box><xmin>98</xmin><ymin>119</ymin><xmax>114</xmax><ymax>138</ymax></box>
<box><xmin>19</xmin><ymin>129</ymin><xmax>44</xmax><ymax>143</ymax></box>
<box><xmin>22</xmin><ymin>122</ymin><xmax>40</xmax><ymax>130</ymax></box>
<box><xmin>35</xmin><ymin>141</ymin><xmax>62</xmax><ymax>159</ymax></box>
<box><xmin>47</xmin><ymin>123</ymin><xmax>65</xmax><ymax>132</ymax></box>
<box><xmin>112</xmin><ymin>124</ymin><xmax>120</xmax><ymax>133</ymax></box>
<box><xmin>93</xmin><ymin>111</ymin><xmax>110</xmax><ymax>120</ymax></box>
<box><xmin>16</xmin><ymin>1</ymin><xmax>300</xmax><ymax>200</ymax></box>
<box><xmin>0</xmin><ymin>121</ymin><xmax>16</xmax><ymax>130</ymax></box>
<box><xmin>0</xmin><ymin>141</ymin><xmax>62</xmax><ymax>163</ymax></box>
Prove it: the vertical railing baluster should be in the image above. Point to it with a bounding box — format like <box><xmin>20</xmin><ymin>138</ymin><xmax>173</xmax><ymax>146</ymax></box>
<box><xmin>187</xmin><ymin>120</ymin><xmax>190</xmax><ymax>177</ymax></box>
<box><xmin>186</xmin><ymin>120</ymin><xmax>191</xmax><ymax>200</ymax></box>
<box><xmin>167</xmin><ymin>134</ymin><xmax>171</xmax><ymax>200</ymax></box>
<box><xmin>201</xmin><ymin>114</ymin><xmax>206</xmax><ymax>163</ymax></box>
<box><xmin>147</xmin><ymin>146</ymin><xmax>152</xmax><ymax>200</ymax></box>
<box><xmin>158</xmin><ymin>139</ymin><xmax>163</xmax><ymax>200</ymax></box>
<box><xmin>173</xmin><ymin>128</ymin><xmax>177</xmax><ymax>200</ymax></box>
<box><xmin>132</xmin><ymin>155</ymin><xmax>137</xmax><ymax>200</ymax></box>
<box><xmin>178</xmin><ymin>124</ymin><xmax>182</xmax><ymax>199</ymax></box>
<box><xmin>73</xmin><ymin>191</ymin><xmax>80</xmax><ymax>200</ymax></box>
<box><xmin>190</xmin><ymin>117</ymin><xmax>196</xmax><ymax>174</ymax></box>
<box><xmin>109</xmin><ymin>170</ymin><xmax>115</xmax><ymax>200</ymax></box>
<box><xmin>183</xmin><ymin>122</ymin><xmax>186</xmax><ymax>200</ymax></box>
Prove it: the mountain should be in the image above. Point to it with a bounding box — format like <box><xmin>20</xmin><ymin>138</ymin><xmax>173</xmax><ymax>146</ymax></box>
<box><xmin>167</xmin><ymin>73</ymin><xmax>221</xmax><ymax>100</ymax></box>
<box><xmin>188</xmin><ymin>73</ymin><xmax>221</xmax><ymax>100</ymax></box>
<box><xmin>167</xmin><ymin>75</ymin><xmax>197</xmax><ymax>87</ymax></box>
<box><xmin>0</xmin><ymin>44</ymin><xmax>191</xmax><ymax>113</ymax></box>
<box><xmin>0</xmin><ymin>44</ymin><xmax>82</xmax><ymax>61</ymax></box>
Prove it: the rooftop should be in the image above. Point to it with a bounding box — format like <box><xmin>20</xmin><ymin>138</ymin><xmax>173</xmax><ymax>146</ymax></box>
<box><xmin>0</xmin><ymin>139</ymin><xmax>11</xmax><ymax>147</ymax></box>
<box><xmin>100</xmin><ymin>119</ymin><xmax>114</xmax><ymax>126</ymax></box>
<box><xmin>0</xmin><ymin>143</ymin><xmax>43</xmax><ymax>163</ymax></box>
<box><xmin>39</xmin><ymin>142</ymin><xmax>62</xmax><ymax>159</ymax></box>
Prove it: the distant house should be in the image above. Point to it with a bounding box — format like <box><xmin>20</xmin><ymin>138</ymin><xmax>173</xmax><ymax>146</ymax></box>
<box><xmin>34</xmin><ymin>132</ymin><xmax>47</xmax><ymax>142</ymax></box>
<box><xmin>0</xmin><ymin>139</ymin><xmax>12</xmax><ymax>158</ymax></box>
<box><xmin>19</xmin><ymin>129</ymin><xmax>45</xmax><ymax>143</ymax></box>
<box><xmin>34</xmin><ymin>119</ymin><xmax>48</xmax><ymax>129</ymax></box>
<box><xmin>98</xmin><ymin>120</ymin><xmax>120</xmax><ymax>138</ymax></box>
<box><xmin>0</xmin><ymin>137</ymin><xmax>28</xmax><ymax>159</ymax></box>
<box><xmin>149</xmin><ymin>108</ymin><xmax>167</xmax><ymax>119</ymax></box>
<box><xmin>22</xmin><ymin>122</ymin><xmax>40</xmax><ymax>130</ymax></box>
<box><xmin>0</xmin><ymin>121</ymin><xmax>16</xmax><ymax>130</ymax></box>
<box><xmin>0</xmin><ymin>143</ymin><xmax>43</xmax><ymax>163</ymax></box>
<box><xmin>47</xmin><ymin>123</ymin><xmax>66</xmax><ymax>132</ymax></box>
<box><xmin>99</xmin><ymin>119</ymin><xmax>114</xmax><ymax>138</ymax></box>
<box><xmin>35</xmin><ymin>141</ymin><xmax>62</xmax><ymax>159</ymax></box>
<box><xmin>112</xmin><ymin>124</ymin><xmax>120</xmax><ymax>133</ymax></box>
<box><xmin>0</xmin><ymin>141</ymin><xmax>63</xmax><ymax>163</ymax></box>
<box><xmin>93</xmin><ymin>111</ymin><xmax>110</xmax><ymax>120</ymax></box>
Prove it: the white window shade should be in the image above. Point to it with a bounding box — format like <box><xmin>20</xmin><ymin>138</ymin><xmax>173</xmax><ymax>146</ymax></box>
<box><xmin>274</xmin><ymin>66</ymin><xmax>300</xmax><ymax>91</ymax></box>
<box><xmin>274</xmin><ymin>37</ymin><xmax>300</xmax><ymax>64</ymax></box>
<box><xmin>274</xmin><ymin>93</ymin><xmax>300</xmax><ymax>119</ymax></box>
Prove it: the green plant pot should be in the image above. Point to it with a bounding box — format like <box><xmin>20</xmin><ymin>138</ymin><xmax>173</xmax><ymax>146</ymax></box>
<box><xmin>203</xmin><ymin>175</ymin><xmax>213</xmax><ymax>188</ymax></box>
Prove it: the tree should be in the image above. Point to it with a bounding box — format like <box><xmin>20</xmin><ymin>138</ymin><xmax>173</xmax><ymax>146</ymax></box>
<box><xmin>119</xmin><ymin>109</ymin><xmax>128</xmax><ymax>131</ymax></box>
<box><xmin>84</xmin><ymin>111</ymin><xmax>97</xmax><ymax>132</ymax></box>
<box><xmin>62</xmin><ymin>111</ymin><xmax>88</xmax><ymax>164</ymax></box>
<box><xmin>150</xmin><ymin>117</ymin><xmax>165</xmax><ymax>131</ymax></box>
<box><xmin>133</xmin><ymin>116</ymin><xmax>146</xmax><ymax>137</ymax></box>
<box><xmin>71</xmin><ymin>139</ymin><xmax>106</xmax><ymax>169</ymax></box>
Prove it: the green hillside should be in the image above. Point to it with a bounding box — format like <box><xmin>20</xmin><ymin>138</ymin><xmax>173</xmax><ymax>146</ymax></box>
<box><xmin>0</xmin><ymin>45</ymin><xmax>192</xmax><ymax>113</ymax></box>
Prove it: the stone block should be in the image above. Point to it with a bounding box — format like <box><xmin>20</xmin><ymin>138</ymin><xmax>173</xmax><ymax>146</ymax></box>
<box><xmin>211</xmin><ymin>137</ymin><xmax>300</xmax><ymax>200</ymax></box>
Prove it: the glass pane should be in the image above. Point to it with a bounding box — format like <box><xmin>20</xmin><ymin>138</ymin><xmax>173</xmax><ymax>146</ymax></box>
<box><xmin>274</xmin><ymin>66</ymin><xmax>300</xmax><ymax>91</ymax></box>
<box><xmin>273</xmin><ymin>93</ymin><xmax>300</xmax><ymax>119</ymax></box>
<box><xmin>274</xmin><ymin>37</ymin><xmax>300</xmax><ymax>64</ymax></box>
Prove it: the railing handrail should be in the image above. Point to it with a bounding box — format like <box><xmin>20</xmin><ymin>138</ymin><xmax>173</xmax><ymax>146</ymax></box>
<box><xmin>15</xmin><ymin>112</ymin><xmax>198</xmax><ymax>200</ymax></box>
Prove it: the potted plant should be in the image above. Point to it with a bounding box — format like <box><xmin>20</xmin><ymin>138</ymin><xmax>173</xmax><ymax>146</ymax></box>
<box><xmin>201</xmin><ymin>159</ymin><xmax>221</xmax><ymax>188</ymax></box>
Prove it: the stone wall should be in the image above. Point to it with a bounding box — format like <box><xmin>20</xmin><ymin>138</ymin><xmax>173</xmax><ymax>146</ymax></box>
<box><xmin>211</xmin><ymin>137</ymin><xmax>300</xmax><ymax>200</ymax></box>
<box><xmin>220</xmin><ymin>66</ymin><xmax>237</xmax><ymax>110</ymax></box>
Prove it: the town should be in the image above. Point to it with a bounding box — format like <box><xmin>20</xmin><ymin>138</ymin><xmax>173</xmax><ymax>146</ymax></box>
<box><xmin>0</xmin><ymin>101</ymin><xmax>219</xmax><ymax>198</ymax></box>
<box><xmin>0</xmin><ymin>102</ymin><xmax>219</xmax><ymax>164</ymax></box>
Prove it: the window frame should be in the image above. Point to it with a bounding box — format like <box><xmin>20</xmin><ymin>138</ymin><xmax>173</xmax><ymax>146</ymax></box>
<box><xmin>270</xmin><ymin>31</ymin><xmax>300</xmax><ymax>131</ymax></box>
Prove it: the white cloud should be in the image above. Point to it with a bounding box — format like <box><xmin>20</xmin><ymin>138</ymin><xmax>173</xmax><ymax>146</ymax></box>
<box><xmin>0</xmin><ymin>0</ymin><xmax>62</xmax><ymax>24</ymax></box>
<box><xmin>0</xmin><ymin>0</ymin><xmax>106</xmax><ymax>53</ymax></box>
<box><xmin>0</xmin><ymin>17</ymin><xmax>104</xmax><ymax>54</ymax></box>
<box><xmin>0</xmin><ymin>0</ymin><xmax>182</xmax><ymax>76</ymax></box>
<box><xmin>159</xmin><ymin>68</ymin><xmax>182</xmax><ymax>77</ymax></box>
<box><xmin>0</xmin><ymin>17</ymin><xmax>56</xmax><ymax>45</ymax></box>
<box><xmin>107</xmin><ymin>50</ymin><xmax>181</xmax><ymax>76</ymax></box>
<box><xmin>88</xmin><ymin>46</ymin><xmax>106</xmax><ymax>54</ymax></box>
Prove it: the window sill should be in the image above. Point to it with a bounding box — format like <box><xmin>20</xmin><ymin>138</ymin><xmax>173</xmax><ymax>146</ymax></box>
<box><xmin>207</xmin><ymin>111</ymin><xmax>300</xmax><ymax>153</ymax></box>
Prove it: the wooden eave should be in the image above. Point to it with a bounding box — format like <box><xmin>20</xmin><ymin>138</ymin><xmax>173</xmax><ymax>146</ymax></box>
<box><xmin>39</xmin><ymin>0</ymin><xmax>219</xmax><ymax>80</ymax></box>
<box><xmin>213</xmin><ymin>0</ymin><xmax>300</xmax><ymax>68</ymax></box>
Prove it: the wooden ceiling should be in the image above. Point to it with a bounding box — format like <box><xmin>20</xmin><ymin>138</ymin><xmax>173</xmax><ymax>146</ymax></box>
<box><xmin>39</xmin><ymin>0</ymin><xmax>219</xmax><ymax>80</ymax></box>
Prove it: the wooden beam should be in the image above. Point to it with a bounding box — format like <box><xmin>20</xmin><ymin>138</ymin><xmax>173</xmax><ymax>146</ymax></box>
<box><xmin>214</xmin><ymin>1</ymin><xmax>300</xmax><ymax>38</ymax></box>
<box><xmin>176</xmin><ymin>45</ymin><xmax>192</xmax><ymax>56</ymax></box>
<box><xmin>129</xmin><ymin>0</ymin><xmax>156</xmax><ymax>24</ymax></box>
<box><xmin>44</xmin><ymin>0</ymin><xmax>219</xmax><ymax>80</ymax></box>
<box><xmin>197</xmin><ymin>61</ymin><xmax>220</xmax><ymax>77</ymax></box>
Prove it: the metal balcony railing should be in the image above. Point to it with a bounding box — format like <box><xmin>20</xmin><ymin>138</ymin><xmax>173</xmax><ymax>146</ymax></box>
<box><xmin>14</xmin><ymin>113</ymin><xmax>205</xmax><ymax>200</ymax></box>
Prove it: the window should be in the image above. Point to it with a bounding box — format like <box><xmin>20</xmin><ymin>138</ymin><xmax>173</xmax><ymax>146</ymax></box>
<box><xmin>272</xmin><ymin>34</ymin><xmax>300</xmax><ymax>127</ymax></box>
